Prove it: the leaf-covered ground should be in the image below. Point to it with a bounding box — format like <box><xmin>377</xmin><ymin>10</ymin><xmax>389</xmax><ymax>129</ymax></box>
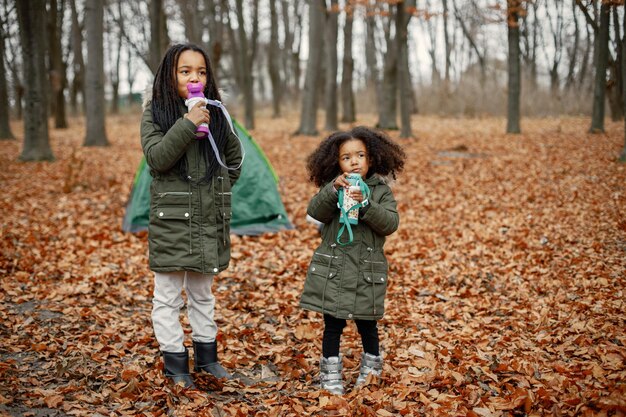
<box><xmin>0</xmin><ymin>113</ymin><xmax>624</xmax><ymax>417</ymax></box>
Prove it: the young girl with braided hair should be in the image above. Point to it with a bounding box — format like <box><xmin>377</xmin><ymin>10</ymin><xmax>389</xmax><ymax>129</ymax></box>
<box><xmin>300</xmin><ymin>126</ymin><xmax>406</xmax><ymax>394</ymax></box>
<box><xmin>141</xmin><ymin>43</ymin><xmax>243</xmax><ymax>388</ymax></box>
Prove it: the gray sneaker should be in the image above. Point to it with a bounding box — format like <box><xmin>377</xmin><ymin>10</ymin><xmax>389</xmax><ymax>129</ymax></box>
<box><xmin>320</xmin><ymin>356</ymin><xmax>344</xmax><ymax>395</ymax></box>
<box><xmin>355</xmin><ymin>352</ymin><xmax>383</xmax><ymax>386</ymax></box>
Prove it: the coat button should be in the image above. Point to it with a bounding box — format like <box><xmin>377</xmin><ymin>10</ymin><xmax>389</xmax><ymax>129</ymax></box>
<box><xmin>380</xmin><ymin>277</ymin><xmax>385</xmax><ymax>282</ymax></box>
<box><xmin>348</xmin><ymin>314</ymin><xmax>353</xmax><ymax>318</ymax></box>
<box><xmin>311</xmin><ymin>267</ymin><xmax>316</xmax><ymax>272</ymax></box>
<box><xmin>213</xmin><ymin>268</ymin><xmax>218</xmax><ymax>273</ymax></box>
<box><xmin>159</xmin><ymin>212</ymin><xmax>164</xmax><ymax>217</ymax></box>
<box><xmin>185</xmin><ymin>212</ymin><xmax>189</xmax><ymax>217</ymax></box>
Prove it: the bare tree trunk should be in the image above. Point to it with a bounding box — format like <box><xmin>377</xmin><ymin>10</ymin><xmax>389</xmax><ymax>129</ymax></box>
<box><xmin>507</xmin><ymin>0</ymin><xmax>521</xmax><ymax>134</ymax></box>
<box><xmin>398</xmin><ymin>0</ymin><xmax>414</xmax><ymax>138</ymax></box>
<box><xmin>292</xmin><ymin>3</ymin><xmax>304</xmax><ymax>101</ymax></box>
<box><xmin>544</xmin><ymin>0</ymin><xmax>563</xmax><ymax>95</ymax></box>
<box><xmin>279</xmin><ymin>0</ymin><xmax>292</xmax><ymax>91</ymax></box>
<box><xmin>621</xmin><ymin>7</ymin><xmax>626</xmax><ymax>162</ymax></box>
<box><xmin>177</xmin><ymin>0</ymin><xmax>203</xmax><ymax>45</ymax></box>
<box><xmin>453</xmin><ymin>0</ymin><xmax>486</xmax><ymax>83</ymax></box>
<box><xmin>298</xmin><ymin>0</ymin><xmax>325</xmax><ymax>135</ymax></box>
<box><xmin>126</xmin><ymin>47</ymin><xmax>135</xmax><ymax>106</ymax></box>
<box><xmin>84</xmin><ymin>0</ymin><xmax>109</xmax><ymax>146</ymax></box>
<box><xmin>234</xmin><ymin>0</ymin><xmax>259</xmax><ymax>129</ymax></box>
<box><xmin>425</xmin><ymin>0</ymin><xmax>439</xmax><ymax>86</ymax></box>
<box><xmin>16</xmin><ymin>0</ymin><xmax>54</xmax><ymax>160</ymax></box>
<box><xmin>203</xmin><ymin>0</ymin><xmax>224</xmax><ymax>78</ymax></box>
<box><xmin>69</xmin><ymin>0</ymin><xmax>84</xmax><ymax>115</ymax></box>
<box><xmin>378</xmin><ymin>3</ymin><xmax>398</xmax><ymax>130</ymax></box>
<box><xmin>608</xmin><ymin>6</ymin><xmax>623</xmax><ymax>121</ymax></box>
<box><xmin>108</xmin><ymin>1</ymin><xmax>123</xmax><ymax>115</ymax></box>
<box><xmin>48</xmin><ymin>0</ymin><xmax>68</xmax><ymax>129</ymax></box>
<box><xmin>442</xmin><ymin>0</ymin><xmax>451</xmax><ymax>93</ymax></box>
<box><xmin>565</xmin><ymin>0</ymin><xmax>579</xmax><ymax>90</ymax></box>
<box><xmin>590</xmin><ymin>3</ymin><xmax>610</xmax><ymax>133</ymax></box>
<box><xmin>341</xmin><ymin>8</ymin><xmax>355</xmax><ymax>123</ymax></box>
<box><xmin>579</xmin><ymin>15</ymin><xmax>592</xmax><ymax>89</ymax></box>
<box><xmin>149</xmin><ymin>0</ymin><xmax>169</xmax><ymax>74</ymax></box>
<box><xmin>268</xmin><ymin>0</ymin><xmax>281</xmax><ymax>117</ymax></box>
<box><xmin>0</xmin><ymin>9</ymin><xmax>14</xmax><ymax>140</ymax></box>
<box><xmin>324</xmin><ymin>0</ymin><xmax>338</xmax><ymax>131</ymax></box>
<box><xmin>365</xmin><ymin>2</ymin><xmax>381</xmax><ymax>113</ymax></box>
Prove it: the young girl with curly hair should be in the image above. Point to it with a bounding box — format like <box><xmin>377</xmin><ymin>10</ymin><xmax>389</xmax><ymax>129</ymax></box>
<box><xmin>300</xmin><ymin>126</ymin><xmax>406</xmax><ymax>394</ymax></box>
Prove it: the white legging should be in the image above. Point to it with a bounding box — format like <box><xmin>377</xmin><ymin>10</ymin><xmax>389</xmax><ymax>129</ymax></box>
<box><xmin>151</xmin><ymin>271</ymin><xmax>217</xmax><ymax>352</ymax></box>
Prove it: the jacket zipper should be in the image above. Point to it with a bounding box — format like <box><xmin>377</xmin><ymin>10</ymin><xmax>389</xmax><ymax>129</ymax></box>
<box><xmin>218</xmin><ymin>176</ymin><xmax>226</xmax><ymax>246</ymax></box>
<box><xmin>314</xmin><ymin>252</ymin><xmax>338</xmax><ymax>259</ymax></box>
<box><xmin>157</xmin><ymin>191</ymin><xmax>192</xmax><ymax>197</ymax></box>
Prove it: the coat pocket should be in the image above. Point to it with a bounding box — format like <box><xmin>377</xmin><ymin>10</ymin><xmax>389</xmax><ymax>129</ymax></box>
<box><xmin>156</xmin><ymin>205</ymin><xmax>193</xmax><ymax>220</ymax></box>
<box><xmin>354</xmin><ymin>271</ymin><xmax>388</xmax><ymax>317</ymax></box>
<box><xmin>301</xmin><ymin>261</ymin><xmax>340</xmax><ymax>313</ymax></box>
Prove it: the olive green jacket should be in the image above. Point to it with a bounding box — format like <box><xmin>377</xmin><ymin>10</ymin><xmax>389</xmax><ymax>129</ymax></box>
<box><xmin>140</xmin><ymin>103</ymin><xmax>242</xmax><ymax>274</ymax></box>
<box><xmin>299</xmin><ymin>175</ymin><xmax>399</xmax><ymax>320</ymax></box>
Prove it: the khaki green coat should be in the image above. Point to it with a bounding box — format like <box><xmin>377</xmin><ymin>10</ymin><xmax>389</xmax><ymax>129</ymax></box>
<box><xmin>299</xmin><ymin>175</ymin><xmax>399</xmax><ymax>320</ymax></box>
<box><xmin>140</xmin><ymin>103</ymin><xmax>242</xmax><ymax>274</ymax></box>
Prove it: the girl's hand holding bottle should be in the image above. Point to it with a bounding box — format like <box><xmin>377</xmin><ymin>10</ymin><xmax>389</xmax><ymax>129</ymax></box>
<box><xmin>333</xmin><ymin>173</ymin><xmax>363</xmax><ymax>202</ymax></box>
<box><xmin>184</xmin><ymin>100</ymin><xmax>211</xmax><ymax>127</ymax></box>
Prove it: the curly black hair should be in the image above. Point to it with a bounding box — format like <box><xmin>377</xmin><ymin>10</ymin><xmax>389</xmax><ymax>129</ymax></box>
<box><xmin>306</xmin><ymin>126</ymin><xmax>406</xmax><ymax>187</ymax></box>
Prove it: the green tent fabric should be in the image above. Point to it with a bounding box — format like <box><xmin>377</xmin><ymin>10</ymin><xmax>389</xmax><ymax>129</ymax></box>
<box><xmin>122</xmin><ymin>119</ymin><xmax>293</xmax><ymax>235</ymax></box>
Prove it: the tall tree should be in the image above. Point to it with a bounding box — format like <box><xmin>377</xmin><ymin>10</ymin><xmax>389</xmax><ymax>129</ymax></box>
<box><xmin>205</xmin><ymin>0</ymin><xmax>225</xmax><ymax>78</ymax></box>
<box><xmin>0</xmin><ymin>2</ymin><xmax>14</xmax><ymax>140</ymax></box>
<box><xmin>506</xmin><ymin>0</ymin><xmax>521</xmax><ymax>134</ymax></box>
<box><xmin>365</xmin><ymin>2</ymin><xmax>381</xmax><ymax>112</ymax></box>
<box><xmin>233</xmin><ymin>0</ymin><xmax>259</xmax><ymax>129</ymax></box>
<box><xmin>149</xmin><ymin>0</ymin><xmax>169</xmax><ymax>74</ymax></box>
<box><xmin>108</xmin><ymin>0</ymin><xmax>124</xmax><ymax>114</ymax></box>
<box><xmin>324</xmin><ymin>0</ymin><xmax>339</xmax><ymax>131</ymax></box>
<box><xmin>16</xmin><ymin>0</ymin><xmax>54</xmax><ymax>160</ymax></box>
<box><xmin>378</xmin><ymin>3</ymin><xmax>399</xmax><ymax>130</ymax></box>
<box><xmin>442</xmin><ymin>0</ymin><xmax>451</xmax><ymax>91</ymax></box>
<box><xmin>607</xmin><ymin>5</ymin><xmax>623</xmax><ymax>121</ymax></box>
<box><xmin>47</xmin><ymin>0</ymin><xmax>68</xmax><ymax>128</ymax></box>
<box><xmin>621</xmin><ymin>6</ymin><xmax>626</xmax><ymax>162</ymax></box>
<box><xmin>268</xmin><ymin>0</ymin><xmax>281</xmax><ymax>117</ymax></box>
<box><xmin>565</xmin><ymin>0</ymin><xmax>580</xmax><ymax>90</ymax></box>
<box><xmin>177</xmin><ymin>0</ymin><xmax>203</xmax><ymax>45</ymax></box>
<box><xmin>520</xmin><ymin>0</ymin><xmax>539</xmax><ymax>89</ymax></box>
<box><xmin>341</xmin><ymin>6</ymin><xmax>355</xmax><ymax>123</ymax></box>
<box><xmin>544</xmin><ymin>0</ymin><xmax>564</xmax><ymax>94</ymax></box>
<box><xmin>278</xmin><ymin>0</ymin><xmax>303</xmax><ymax>101</ymax></box>
<box><xmin>453</xmin><ymin>0</ymin><xmax>486</xmax><ymax>83</ymax></box>
<box><xmin>69</xmin><ymin>0</ymin><xmax>84</xmax><ymax>114</ymax></box>
<box><xmin>397</xmin><ymin>0</ymin><xmax>414</xmax><ymax>138</ymax></box>
<box><xmin>298</xmin><ymin>0</ymin><xmax>325</xmax><ymax>135</ymax></box>
<box><xmin>590</xmin><ymin>3</ymin><xmax>610</xmax><ymax>133</ymax></box>
<box><xmin>280</xmin><ymin>0</ymin><xmax>293</xmax><ymax>98</ymax></box>
<box><xmin>424</xmin><ymin>0</ymin><xmax>440</xmax><ymax>85</ymax></box>
<box><xmin>83</xmin><ymin>0</ymin><xmax>108</xmax><ymax>146</ymax></box>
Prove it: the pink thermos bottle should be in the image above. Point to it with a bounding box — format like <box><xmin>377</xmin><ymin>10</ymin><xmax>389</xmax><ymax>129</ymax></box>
<box><xmin>185</xmin><ymin>82</ymin><xmax>209</xmax><ymax>138</ymax></box>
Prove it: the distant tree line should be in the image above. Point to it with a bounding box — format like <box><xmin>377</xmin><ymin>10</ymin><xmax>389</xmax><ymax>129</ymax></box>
<box><xmin>1</xmin><ymin>0</ymin><xmax>625</xmax><ymax>161</ymax></box>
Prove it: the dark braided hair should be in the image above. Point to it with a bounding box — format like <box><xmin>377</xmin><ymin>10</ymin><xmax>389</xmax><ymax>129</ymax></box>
<box><xmin>151</xmin><ymin>43</ymin><xmax>230</xmax><ymax>182</ymax></box>
<box><xmin>307</xmin><ymin>126</ymin><xmax>406</xmax><ymax>187</ymax></box>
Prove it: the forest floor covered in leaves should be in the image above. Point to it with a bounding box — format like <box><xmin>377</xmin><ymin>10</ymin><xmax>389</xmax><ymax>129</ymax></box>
<box><xmin>0</xmin><ymin>112</ymin><xmax>625</xmax><ymax>417</ymax></box>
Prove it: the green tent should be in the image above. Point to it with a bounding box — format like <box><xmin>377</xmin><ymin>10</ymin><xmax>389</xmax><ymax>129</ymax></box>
<box><xmin>122</xmin><ymin>119</ymin><xmax>293</xmax><ymax>235</ymax></box>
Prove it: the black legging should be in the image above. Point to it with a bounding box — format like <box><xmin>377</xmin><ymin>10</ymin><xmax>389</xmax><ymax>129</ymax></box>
<box><xmin>322</xmin><ymin>314</ymin><xmax>379</xmax><ymax>358</ymax></box>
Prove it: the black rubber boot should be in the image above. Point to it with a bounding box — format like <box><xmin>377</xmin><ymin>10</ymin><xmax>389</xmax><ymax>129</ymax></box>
<box><xmin>162</xmin><ymin>349</ymin><xmax>196</xmax><ymax>389</ymax></box>
<box><xmin>193</xmin><ymin>341</ymin><xmax>233</xmax><ymax>380</ymax></box>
